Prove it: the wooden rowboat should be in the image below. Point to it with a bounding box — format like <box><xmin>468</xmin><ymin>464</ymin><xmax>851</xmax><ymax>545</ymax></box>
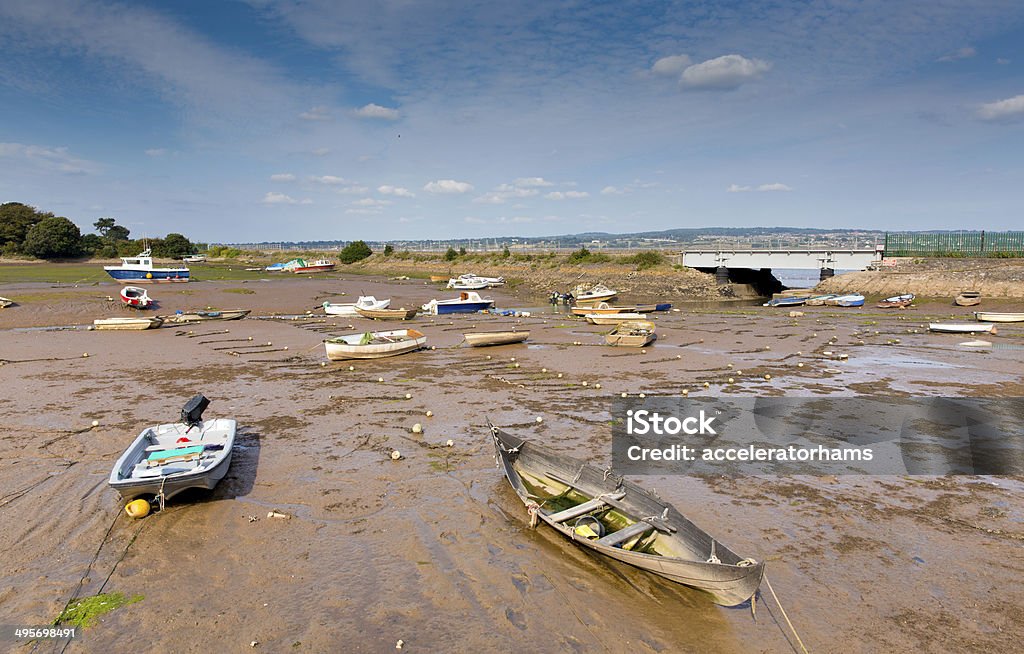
<box><xmin>929</xmin><ymin>322</ymin><xmax>997</xmax><ymax>334</ymax></box>
<box><xmin>605</xmin><ymin>320</ymin><xmax>656</xmax><ymax>347</ymax></box>
<box><xmin>973</xmin><ymin>311</ymin><xmax>1024</xmax><ymax>323</ymax></box>
<box><xmin>0</xmin><ymin>296</ymin><xmax>14</xmax><ymax>308</ymax></box>
<box><xmin>463</xmin><ymin>330</ymin><xmax>529</xmax><ymax>347</ymax></box>
<box><xmin>571</xmin><ymin>302</ymin><xmax>636</xmax><ymax>316</ymax></box>
<box><xmin>355</xmin><ymin>306</ymin><xmax>419</xmax><ymax>320</ymax></box>
<box><xmin>489</xmin><ymin>421</ymin><xmax>764</xmax><ymax>606</ymax></box>
<box><xmin>324</xmin><ymin>328</ymin><xmax>426</xmax><ymax>360</ymax></box>
<box><xmin>93</xmin><ymin>317</ymin><xmax>164</xmax><ymax>330</ymax></box>
<box><xmin>429</xmin><ymin>275</ymin><xmax>450</xmax><ymax>283</ymax></box>
<box><xmin>877</xmin><ymin>294</ymin><xmax>914</xmax><ymax>309</ymax></box>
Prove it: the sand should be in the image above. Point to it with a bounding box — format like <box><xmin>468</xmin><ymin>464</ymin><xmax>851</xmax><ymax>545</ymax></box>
<box><xmin>1</xmin><ymin>274</ymin><xmax>1023</xmax><ymax>653</ymax></box>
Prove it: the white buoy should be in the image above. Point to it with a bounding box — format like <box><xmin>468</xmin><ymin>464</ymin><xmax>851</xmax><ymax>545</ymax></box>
<box><xmin>682</xmin><ymin>389</ymin><xmax>689</xmax><ymax>395</ymax></box>
<box><xmin>378</xmin><ymin>377</ymin><xmax>384</xmax><ymax>382</ymax></box>
<box><xmin>797</xmin><ymin>362</ymin><xmax>805</xmax><ymax>368</ymax></box>
<box><xmin>425</xmin><ymin>410</ymin><xmax>433</xmax><ymax>417</ymax></box>
<box><xmin>557</xmin><ymin>373</ymin><xmax>563</xmax><ymax>378</ymax></box>
<box><xmin>541</xmin><ymin>368</ymin><xmax>547</xmax><ymax>373</ymax></box>
<box><xmin>582</xmin><ymin>381</ymin><xmax>588</xmax><ymax>386</ymax></box>
<box><xmin>412</xmin><ymin>423</ymin><xmax>423</xmax><ymax>434</ymax></box>
<box><xmin>594</xmin><ymin>383</ymin><xmax>601</xmax><ymax>389</ymax></box>
<box><xmin>349</xmin><ymin>365</ymin><xmax>355</xmax><ymax>371</ymax></box>
<box><xmin>486</xmin><ymin>355</ymin><xmax>492</xmax><ymax>360</ymax></box>
<box><xmin>248</xmin><ymin>336</ymin><xmax>253</xmax><ymax>341</ymax></box>
<box><xmin>765</xmin><ymin>374</ymin><xmax>772</xmax><ymax>380</ymax></box>
<box><xmin>513</xmin><ymin>363</ymin><xmax>520</xmax><ymax>368</ymax></box>
<box><xmin>639</xmin><ymin>393</ymin><xmax>646</xmax><ymax>398</ymax></box>
<box><xmin>445</xmin><ymin>439</ymin><xmax>454</xmax><ymax>448</ymax></box>
<box><xmin>405</xmin><ymin>393</ymin><xmax>412</xmax><ymax>399</ymax></box>
<box><xmin>536</xmin><ymin>416</ymin><xmax>543</xmax><ymax>423</ymax></box>
<box><xmin>727</xmin><ymin>363</ymin><xmax>733</xmax><ymax>369</ymax></box>
<box><xmin>621</xmin><ymin>392</ymin><xmax>627</xmax><ymax>398</ymax></box>
<box><xmin>728</xmin><ymin>377</ymin><xmax>735</xmax><ymax>383</ymax></box>
<box><xmin>91</xmin><ymin>420</ymin><xmax>99</xmax><ymax>427</ymax></box>
<box><xmin>82</xmin><ymin>352</ymin><xmax>89</xmax><ymax>358</ymax></box>
<box><xmin>391</xmin><ymin>450</ymin><xmax>402</xmax><ymax>460</ymax></box>
<box><xmin>320</xmin><ymin>361</ymin><xmax>327</xmax><ymax>367</ymax></box>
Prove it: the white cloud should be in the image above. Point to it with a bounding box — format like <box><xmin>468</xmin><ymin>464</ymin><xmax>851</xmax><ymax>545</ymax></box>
<box><xmin>352</xmin><ymin>197</ymin><xmax>391</xmax><ymax>207</ymax></box>
<box><xmin>352</xmin><ymin>103</ymin><xmax>401</xmax><ymax>120</ymax></box>
<box><xmin>727</xmin><ymin>182</ymin><xmax>793</xmax><ymax>193</ymax></box>
<box><xmin>144</xmin><ymin>148</ymin><xmax>166</xmax><ymax>157</ymax></box>
<box><xmin>270</xmin><ymin>173</ymin><xmax>296</xmax><ymax>182</ymax></box>
<box><xmin>262</xmin><ymin>191</ymin><xmax>306</xmax><ymax>204</ymax></box>
<box><xmin>513</xmin><ymin>177</ymin><xmax>554</xmax><ymax>187</ymax></box>
<box><xmin>311</xmin><ymin>175</ymin><xmax>350</xmax><ymax>185</ymax></box>
<box><xmin>0</xmin><ymin>142</ymin><xmax>99</xmax><ymax>175</ymax></box>
<box><xmin>937</xmin><ymin>46</ymin><xmax>976</xmax><ymax>62</ymax></box>
<box><xmin>337</xmin><ymin>185</ymin><xmax>370</xmax><ymax>195</ymax></box>
<box><xmin>310</xmin><ymin>147</ymin><xmax>330</xmax><ymax>156</ymax></box>
<box><xmin>378</xmin><ymin>185</ymin><xmax>415</xmax><ymax>197</ymax></box>
<box><xmin>545</xmin><ymin>190</ymin><xmax>589</xmax><ymax>200</ymax></box>
<box><xmin>475</xmin><ymin>184</ymin><xmax>540</xmax><ymax>204</ymax></box>
<box><xmin>997</xmin><ymin>58</ymin><xmax>1011</xmax><ymax>65</ymax></box>
<box><xmin>299</xmin><ymin>105</ymin><xmax>331</xmax><ymax>120</ymax></box>
<box><xmin>464</xmin><ymin>216</ymin><xmax>486</xmax><ymax>224</ymax></box>
<box><xmin>600</xmin><ymin>186</ymin><xmax>624</xmax><ymax>195</ymax></box>
<box><xmin>651</xmin><ymin>54</ymin><xmax>691</xmax><ymax>76</ymax></box>
<box><xmin>680</xmin><ymin>54</ymin><xmax>771</xmax><ymax>90</ymax></box>
<box><xmin>977</xmin><ymin>94</ymin><xmax>1024</xmax><ymax>122</ymax></box>
<box><xmin>424</xmin><ymin>179</ymin><xmax>474</xmax><ymax>194</ymax></box>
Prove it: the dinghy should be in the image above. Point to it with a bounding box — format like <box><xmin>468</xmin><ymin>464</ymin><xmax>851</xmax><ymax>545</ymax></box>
<box><xmin>571</xmin><ymin>302</ymin><xmax>636</xmax><ymax>316</ymax></box>
<box><xmin>489</xmin><ymin>421</ymin><xmax>764</xmax><ymax>606</ymax></box>
<box><xmin>323</xmin><ymin>296</ymin><xmax>391</xmax><ymax>317</ymax></box>
<box><xmin>804</xmin><ymin>294</ymin><xmax>838</xmax><ymax>306</ymax></box>
<box><xmin>878</xmin><ymin>294</ymin><xmax>915</xmax><ymax>308</ymax></box>
<box><xmin>634</xmin><ymin>303</ymin><xmax>672</xmax><ymax>312</ymax></box>
<box><xmin>955</xmin><ymin>291</ymin><xmax>981</xmax><ymax>306</ymax></box>
<box><xmin>93</xmin><ymin>317</ymin><xmax>164</xmax><ymax>330</ymax></box>
<box><xmin>763</xmin><ymin>296</ymin><xmax>809</xmax><ymax>307</ymax></box>
<box><xmin>108</xmin><ymin>395</ymin><xmax>235</xmax><ymax>503</ymax></box>
<box><xmin>323</xmin><ymin>329</ymin><xmax>426</xmax><ymax>360</ymax></box>
<box><xmin>164</xmin><ymin>309</ymin><xmax>250</xmax><ymax>323</ymax></box>
<box><xmin>824</xmin><ymin>294</ymin><xmax>865</xmax><ymax>307</ymax></box>
<box><xmin>573</xmin><ymin>284</ymin><xmax>618</xmax><ymax>306</ymax></box>
<box><xmin>604</xmin><ymin>320</ymin><xmax>657</xmax><ymax>347</ymax></box>
<box><xmin>973</xmin><ymin>311</ymin><xmax>1024</xmax><ymax>323</ymax></box>
<box><xmin>585</xmin><ymin>313</ymin><xmax>647</xmax><ymax>325</ymax></box>
<box><xmin>355</xmin><ymin>306</ymin><xmax>419</xmax><ymax>320</ymax></box>
<box><xmin>463</xmin><ymin>330</ymin><xmax>529</xmax><ymax>347</ymax></box>
<box><xmin>929</xmin><ymin>323</ymin><xmax>997</xmax><ymax>334</ymax></box>
<box><xmin>120</xmin><ymin>286</ymin><xmax>153</xmax><ymax>309</ymax></box>
<box><xmin>0</xmin><ymin>296</ymin><xmax>14</xmax><ymax>308</ymax></box>
<box><xmin>421</xmin><ymin>291</ymin><xmax>494</xmax><ymax>315</ymax></box>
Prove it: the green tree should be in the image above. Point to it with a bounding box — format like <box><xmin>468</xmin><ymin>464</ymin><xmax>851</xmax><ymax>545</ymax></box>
<box><xmin>22</xmin><ymin>216</ymin><xmax>83</xmax><ymax>259</ymax></box>
<box><xmin>94</xmin><ymin>217</ymin><xmax>130</xmax><ymax>242</ymax></box>
<box><xmin>383</xmin><ymin>244</ymin><xmax>394</xmax><ymax>256</ymax></box>
<box><xmin>458</xmin><ymin>246</ymin><xmax>467</xmax><ymax>256</ymax></box>
<box><xmin>0</xmin><ymin>202</ymin><xmax>51</xmax><ymax>250</ymax></box>
<box><xmin>339</xmin><ymin>240</ymin><xmax>373</xmax><ymax>264</ymax></box>
<box><xmin>444</xmin><ymin>247</ymin><xmax>459</xmax><ymax>261</ymax></box>
<box><xmin>158</xmin><ymin>233</ymin><xmax>194</xmax><ymax>258</ymax></box>
<box><xmin>80</xmin><ymin>233</ymin><xmax>104</xmax><ymax>254</ymax></box>
<box><xmin>502</xmin><ymin>246</ymin><xmax>510</xmax><ymax>258</ymax></box>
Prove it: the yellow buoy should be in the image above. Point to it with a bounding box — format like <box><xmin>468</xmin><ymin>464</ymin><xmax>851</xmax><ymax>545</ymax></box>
<box><xmin>125</xmin><ymin>499</ymin><xmax>150</xmax><ymax>519</ymax></box>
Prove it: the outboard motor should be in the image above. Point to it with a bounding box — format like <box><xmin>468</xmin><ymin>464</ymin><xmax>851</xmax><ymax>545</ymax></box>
<box><xmin>181</xmin><ymin>394</ymin><xmax>210</xmax><ymax>429</ymax></box>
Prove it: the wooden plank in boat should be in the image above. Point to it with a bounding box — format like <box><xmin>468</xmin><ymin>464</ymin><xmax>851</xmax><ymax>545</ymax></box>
<box><xmin>596</xmin><ymin>521</ymin><xmax>655</xmax><ymax>548</ymax></box>
<box><xmin>546</xmin><ymin>492</ymin><xmax>626</xmax><ymax>524</ymax></box>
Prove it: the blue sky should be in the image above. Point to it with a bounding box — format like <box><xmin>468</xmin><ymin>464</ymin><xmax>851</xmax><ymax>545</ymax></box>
<box><xmin>1</xmin><ymin>0</ymin><xmax>1023</xmax><ymax>243</ymax></box>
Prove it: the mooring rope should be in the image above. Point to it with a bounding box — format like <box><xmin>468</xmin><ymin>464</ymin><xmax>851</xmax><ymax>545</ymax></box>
<box><xmin>763</xmin><ymin>574</ymin><xmax>809</xmax><ymax>654</ymax></box>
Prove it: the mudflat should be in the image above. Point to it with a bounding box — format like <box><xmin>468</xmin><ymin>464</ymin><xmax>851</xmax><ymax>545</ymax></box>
<box><xmin>1</xmin><ymin>274</ymin><xmax>1022</xmax><ymax>653</ymax></box>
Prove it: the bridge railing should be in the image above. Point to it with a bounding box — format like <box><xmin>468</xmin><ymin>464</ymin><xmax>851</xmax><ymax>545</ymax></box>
<box><xmin>885</xmin><ymin>231</ymin><xmax>1024</xmax><ymax>257</ymax></box>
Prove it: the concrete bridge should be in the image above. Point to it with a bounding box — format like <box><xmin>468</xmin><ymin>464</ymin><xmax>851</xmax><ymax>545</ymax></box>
<box><xmin>680</xmin><ymin>247</ymin><xmax>884</xmax><ymax>285</ymax></box>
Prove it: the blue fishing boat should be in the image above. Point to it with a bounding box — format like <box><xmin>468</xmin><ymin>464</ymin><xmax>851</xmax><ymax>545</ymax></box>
<box><xmin>827</xmin><ymin>294</ymin><xmax>865</xmax><ymax>307</ymax></box>
<box><xmin>421</xmin><ymin>291</ymin><xmax>495</xmax><ymax>315</ymax></box>
<box><xmin>104</xmin><ymin>250</ymin><xmax>190</xmax><ymax>283</ymax></box>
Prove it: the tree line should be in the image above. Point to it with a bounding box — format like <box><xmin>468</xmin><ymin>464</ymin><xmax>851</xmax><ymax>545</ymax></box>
<box><xmin>0</xmin><ymin>202</ymin><xmax>198</xmax><ymax>260</ymax></box>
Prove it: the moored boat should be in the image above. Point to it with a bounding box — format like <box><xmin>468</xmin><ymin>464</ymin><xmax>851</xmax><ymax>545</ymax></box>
<box><xmin>571</xmin><ymin>302</ymin><xmax>636</xmax><ymax>316</ymax></box>
<box><xmin>164</xmin><ymin>309</ymin><xmax>250</xmax><ymax>323</ymax></box>
<box><xmin>763</xmin><ymin>295</ymin><xmax>809</xmax><ymax>307</ymax></box>
<box><xmin>585</xmin><ymin>312</ymin><xmax>647</xmax><ymax>325</ymax></box>
<box><xmin>463</xmin><ymin>330</ymin><xmax>529</xmax><ymax>347</ymax></box>
<box><xmin>322</xmin><ymin>296</ymin><xmax>391</xmax><ymax>317</ymax></box>
<box><xmin>120</xmin><ymin>285</ymin><xmax>153</xmax><ymax>309</ymax></box>
<box><xmin>804</xmin><ymin>294</ymin><xmax>838</xmax><ymax>306</ymax></box>
<box><xmin>323</xmin><ymin>329</ymin><xmax>427</xmax><ymax>360</ymax></box>
<box><xmin>634</xmin><ymin>303</ymin><xmax>672</xmax><ymax>312</ymax></box>
<box><xmin>0</xmin><ymin>296</ymin><xmax>15</xmax><ymax>308</ymax></box>
<box><xmin>973</xmin><ymin>311</ymin><xmax>1024</xmax><ymax>323</ymax></box>
<box><xmin>929</xmin><ymin>322</ymin><xmax>997</xmax><ymax>334</ymax></box>
<box><xmin>182</xmin><ymin>254</ymin><xmax>207</xmax><ymax>263</ymax></box>
<box><xmin>489</xmin><ymin>421</ymin><xmax>764</xmax><ymax>606</ymax></box>
<box><xmin>604</xmin><ymin>320</ymin><xmax>657</xmax><ymax>347</ymax></box>
<box><xmin>878</xmin><ymin>294</ymin><xmax>915</xmax><ymax>308</ymax></box>
<box><xmin>355</xmin><ymin>306</ymin><xmax>419</xmax><ymax>320</ymax></box>
<box><xmin>825</xmin><ymin>294</ymin><xmax>865</xmax><ymax>307</ymax></box>
<box><xmin>293</xmin><ymin>259</ymin><xmax>336</xmax><ymax>273</ymax></box>
<box><xmin>93</xmin><ymin>317</ymin><xmax>164</xmax><ymax>330</ymax></box>
<box><xmin>104</xmin><ymin>249</ymin><xmax>190</xmax><ymax>283</ymax></box>
<box><xmin>429</xmin><ymin>275</ymin><xmax>450</xmax><ymax>282</ymax></box>
<box><xmin>421</xmin><ymin>291</ymin><xmax>494</xmax><ymax>315</ymax></box>
<box><xmin>108</xmin><ymin>395</ymin><xmax>235</xmax><ymax>503</ymax></box>
<box><xmin>955</xmin><ymin>291</ymin><xmax>981</xmax><ymax>306</ymax></box>
<box><xmin>447</xmin><ymin>277</ymin><xmax>489</xmax><ymax>290</ymax></box>
<box><xmin>573</xmin><ymin>283</ymin><xmax>618</xmax><ymax>306</ymax></box>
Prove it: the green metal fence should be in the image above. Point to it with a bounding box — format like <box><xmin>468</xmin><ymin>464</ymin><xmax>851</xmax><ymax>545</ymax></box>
<box><xmin>884</xmin><ymin>231</ymin><xmax>1024</xmax><ymax>257</ymax></box>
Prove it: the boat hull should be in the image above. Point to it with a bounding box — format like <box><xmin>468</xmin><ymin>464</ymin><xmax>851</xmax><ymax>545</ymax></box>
<box><xmin>355</xmin><ymin>307</ymin><xmax>418</xmax><ymax>320</ymax></box>
<box><xmin>165</xmin><ymin>310</ymin><xmax>250</xmax><ymax>323</ymax></box>
<box><xmin>974</xmin><ymin>312</ymin><xmax>1024</xmax><ymax>323</ymax></box>
<box><xmin>435</xmin><ymin>302</ymin><xmax>493</xmax><ymax>314</ymax></box>
<box><xmin>585</xmin><ymin>313</ymin><xmax>647</xmax><ymax>325</ymax></box>
<box><xmin>105</xmin><ymin>269</ymin><xmax>190</xmax><ymax>282</ymax></box>
<box><xmin>490</xmin><ymin>423</ymin><xmax>764</xmax><ymax>606</ymax></box>
<box><xmin>324</xmin><ymin>329</ymin><xmax>427</xmax><ymax>359</ymax></box>
<box><xmin>929</xmin><ymin>323</ymin><xmax>997</xmax><ymax>334</ymax></box>
<box><xmin>93</xmin><ymin>317</ymin><xmax>164</xmax><ymax>330</ymax></box>
<box><xmin>463</xmin><ymin>331</ymin><xmax>529</xmax><ymax>347</ymax></box>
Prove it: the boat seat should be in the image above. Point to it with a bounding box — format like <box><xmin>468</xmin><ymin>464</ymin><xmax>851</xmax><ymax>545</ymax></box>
<box><xmin>546</xmin><ymin>492</ymin><xmax>626</xmax><ymax>524</ymax></box>
<box><xmin>600</xmin><ymin>496</ymin><xmax>677</xmax><ymax>533</ymax></box>
<box><xmin>596</xmin><ymin>521</ymin><xmax>655</xmax><ymax>548</ymax></box>
<box><xmin>147</xmin><ymin>445</ymin><xmax>204</xmax><ymax>466</ymax></box>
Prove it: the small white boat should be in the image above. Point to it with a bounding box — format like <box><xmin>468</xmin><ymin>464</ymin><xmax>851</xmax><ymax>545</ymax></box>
<box><xmin>0</xmin><ymin>296</ymin><xmax>14</xmax><ymax>308</ymax></box>
<box><xmin>804</xmin><ymin>294</ymin><xmax>838</xmax><ymax>306</ymax></box>
<box><xmin>293</xmin><ymin>259</ymin><xmax>336</xmax><ymax>273</ymax></box>
<box><xmin>323</xmin><ymin>295</ymin><xmax>391</xmax><ymax>317</ymax></box>
<box><xmin>463</xmin><ymin>330</ymin><xmax>529</xmax><ymax>347</ymax></box>
<box><xmin>421</xmin><ymin>291</ymin><xmax>494</xmax><ymax>315</ymax></box>
<box><xmin>164</xmin><ymin>309</ymin><xmax>250</xmax><ymax>323</ymax></box>
<box><xmin>183</xmin><ymin>254</ymin><xmax>207</xmax><ymax>263</ymax></box>
<box><xmin>929</xmin><ymin>322</ymin><xmax>997</xmax><ymax>334</ymax></box>
<box><xmin>104</xmin><ymin>249</ymin><xmax>190</xmax><ymax>283</ymax></box>
<box><xmin>960</xmin><ymin>340</ymin><xmax>993</xmax><ymax>348</ymax></box>
<box><xmin>973</xmin><ymin>311</ymin><xmax>1024</xmax><ymax>323</ymax></box>
<box><xmin>324</xmin><ymin>329</ymin><xmax>427</xmax><ymax>360</ymax></box>
<box><xmin>605</xmin><ymin>320</ymin><xmax>657</xmax><ymax>347</ymax></box>
<box><xmin>585</xmin><ymin>313</ymin><xmax>647</xmax><ymax>325</ymax></box>
<box><xmin>108</xmin><ymin>395</ymin><xmax>235</xmax><ymax>502</ymax></box>
<box><xmin>355</xmin><ymin>306</ymin><xmax>418</xmax><ymax>320</ymax></box>
<box><xmin>93</xmin><ymin>317</ymin><xmax>164</xmax><ymax>330</ymax></box>
<box><xmin>120</xmin><ymin>285</ymin><xmax>153</xmax><ymax>309</ymax></box>
<box><xmin>447</xmin><ymin>277</ymin><xmax>489</xmax><ymax>290</ymax></box>
<box><xmin>573</xmin><ymin>283</ymin><xmax>617</xmax><ymax>305</ymax></box>
<box><xmin>824</xmin><ymin>294</ymin><xmax>865</xmax><ymax>307</ymax></box>
<box><xmin>571</xmin><ymin>302</ymin><xmax>636</xmax><ymax>316</ymax></box>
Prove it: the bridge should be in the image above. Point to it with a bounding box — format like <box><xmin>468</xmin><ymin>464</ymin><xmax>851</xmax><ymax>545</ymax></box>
<box><xmin>680</xmin><ymin>247</ymin><xmax>884</xmax><ymax>284</ymax></box>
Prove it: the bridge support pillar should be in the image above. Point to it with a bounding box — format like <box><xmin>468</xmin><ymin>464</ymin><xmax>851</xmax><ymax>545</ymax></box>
<box><xmin>819</xmin><ymin>267</ymin><xmax>834</xmax><ymax>282</ymax></box>
<box><xmin>715</xmin><ymin>266</ymin><xmax>730</xmax><ymax>285</ymax></box>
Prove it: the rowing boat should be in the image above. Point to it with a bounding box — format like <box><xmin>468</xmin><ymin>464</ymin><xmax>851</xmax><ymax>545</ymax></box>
<box><xmin>463</xmin><ymin>330</ymin><xmax>529</xmax><ymax>347</ymax></box>
<box><xmin>489</xmin><ymin>421</ymin><xmax>764</xmax><ymax>606</ymax></box>
<box><xmin>877</xmin><ymin>294</ymin><xmax>914</xmax><ymax>308</ymax></box>
<box><xmin>571</xmin><ymin>302</ymin><xmax>636</xmax><ymax>316</ymax></box>
<box><xmin>0</xmin><ymin>296</ymin><xmax>14</xmax><ymax>308</ymax></box>
<box><xmin>120</xmin><ymin>285</ymin><xmax>153</xmax><ymax>309</ymax></box>
<box><xmin>355</xmin><ymin>306</ymin><xmax>419</xmax><ymax>320</ymax></box>
<box><xmin>955</xmin><ymin>291</ymin><xmax>981</xmax><ymax>306</ymax></box>
<box><xmin>929</xmin><ymin>322</ymin><xmax>997</xmax><ymax>334</ymax></box>
<box><xmin>585</xmin><ymin>313</ymin><xmax>647</xmax><ymax>325</ymax></box>
<box><xmin>164</xmin><ymin>309</ymin><xmax>250</xmax><ymax>323</ymax></box>
<box><xmin>634</xmin><ymin>303</ymin><xmax>672</xmax><ymax>312</ymax></box>
<box><xmin>824</xmin><ymin>294</ymin><xmax>865</xmax><ymax>307</ymax></box>
<box><xmin>973</xmin><ymin>311</ymin><xmax>1024</xmax><ymax>323</ymax></box>
<box><xmin>604</xmin><ymin>320</ymin><xmax>656</xmax><ymax>347</ymax></box>
<box><xmin>323</xmin><ymin>295</ymin><xmax>390</xmax><ymax>317</ymax></box>
<box><xmin>93</xmin><ymin>317</ymin><xmax>164</xmax><ymax>330</ymax></box>
<box><xmin>323</xmin><ymin>329</ymin><xmax>426</xmax><ymax>360</ymax></box>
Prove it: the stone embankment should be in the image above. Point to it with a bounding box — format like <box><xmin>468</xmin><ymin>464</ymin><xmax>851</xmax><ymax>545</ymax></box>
<box><xmin>815</xmin><ymin>258</ymin><xmax>1024</xmax><ymax>298</ymax></box>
